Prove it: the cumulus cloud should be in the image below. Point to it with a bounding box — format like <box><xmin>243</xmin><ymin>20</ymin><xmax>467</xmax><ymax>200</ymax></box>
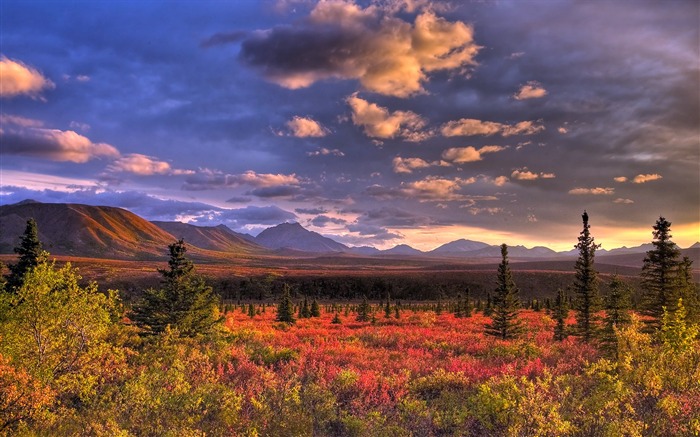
<box><xmin>307</xmin><ymin>147</ymin><xmax>345</xmax><ymax>157</ymax></box>
<box><xmin>568</xmin><ymin>187</ymin><xmax>615</xmax><ymax>195</ymax></box>
<box><xmin>614</xmin><ymin>176</ymin><xmax>628</xmax><ymax>182</ymax></box>
<box><xmin>367</xmin><ymin>176</ymin><xmax>480</xmax><ymax>202</ymax></box>
<box><xmin>182</xmin><ymin>169</ymin><xmax>300</xmax><ymax>191</ymax></box>
<box><xmin>0</xmin><ymin>113</ymin><xmax>44</xmax><ymax>127</ymax></box>
<box><xmin>614</xmin><ymin>198</ymin><xmax>634</xmax><ymax>204</ymax></box>
<box><xmin>440</xmin><ymin>118</ymin><xmax>544</xmax><ymax>137</ymax></box>
<box><xmin>632</xmin><ymin>173</ymin><xmax>662</xmax><ymax>183</ymax></box>
<box><xmin>0</xmin><ymin>126</ymin><xmax>119</xmax><ymax>163</ymax></box>
<box><xmin>510</xmin><ymin>168</ymin><xmax>556</xmax><ymax>180</ymax></box>
<box><xmin>347</xmin><ymin>94</ymin><xmax>429</xmax><ymax>140</ymax></box>
<box><xmin>0</xmin><ymin>56</ymin><xmax>55</xmax><ymax>98</ymax></box>
<box><xmin>107</xmin><ymin>154</ymin><xmax>194</xmax><ymax>176</ymax></box>
<box><xmin>311</xmin><ymin>214</ymin><xmax>347</xmax><ymax>227</ymax></box>
<box><xmin>392</xmin><ymin>156</ymin><xmax>431</xmax><ymax>173</ymax></box>
<box><xmin>493</xmin><ymin>175</ymin><xmax>509</xmax><ymax>186</ymax></box>
<box><xmin>238</xmin><ymin>2</ymin><xmax>479</xmax><ymax>97</ymax></box>
<box><xmin>514</xmin><ymin>81</ymin><xmax>547</xmax><ymax>100</ymax></box>
<box><xmin>282</xmin><ymin>116</ymin><xmax>329</xmax><ymax>137</ymax></box>
<box><xmin>441</xmin><ymin>145</ymin><xmax>505</xmax><ymax>163</ymax></box>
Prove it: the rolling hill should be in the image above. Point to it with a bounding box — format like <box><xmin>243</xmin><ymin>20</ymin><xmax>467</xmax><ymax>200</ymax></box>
<box><xmin>255</xmin><ymin>222</ymin><xmax>349</xmax><ymax>253</ymax></box>
<box><xmin>152</xmin><ymin>221</ymin><xmax>263</xmax><ymax>253</ymax></box>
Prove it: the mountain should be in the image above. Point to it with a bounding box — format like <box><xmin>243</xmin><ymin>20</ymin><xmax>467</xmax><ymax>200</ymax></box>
<box><xmin>429</xmin><ymin>239</ymin><xmax>492</xmax><ymax>255</ymax></box>
<box><xmin>380</xmin><ymin>244</ymin><xmax>424</xmax><ymax>256</ymax></box>
<box><xmin>255</xmin><ymin>222</ymin><xmax>349</xmax><ymax>253</ymax></box>
<box><xmin>151</xmin><ymin>221</ymin><xmax>263</xmax><ymax>253</ymax></box>
<box><xmin>349</xmin><ymin>246</ymin><xmax>381</xmax><ymax>256</ymax></box>
<box><xmin>0</xmin><ymin>201</ymin><xmax>176</xmax><ymax>259</ymax></box>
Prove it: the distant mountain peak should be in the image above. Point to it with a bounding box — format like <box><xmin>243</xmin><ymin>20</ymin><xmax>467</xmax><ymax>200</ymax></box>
<box><xmin>255</xmin><ymin>222</ymin><xmax>348</xmax><ymax>253</ymax></box>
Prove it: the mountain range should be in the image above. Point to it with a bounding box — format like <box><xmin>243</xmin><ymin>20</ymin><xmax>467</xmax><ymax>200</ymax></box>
<box><xmin>1</xmin><ymin>200</ymin><xmax>697</xmax><ymax>262</ymax></box>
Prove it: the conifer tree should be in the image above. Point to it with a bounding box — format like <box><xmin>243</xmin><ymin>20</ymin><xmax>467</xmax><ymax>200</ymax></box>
<box><xmin>356</xmin><ymin>295</ymin><xmax>371</xmax><ymax>322</ymax></box>
<box><xmin>601</xmin><ymin>274</ymin><xmax>632</xmax><ymax>354</ymax></box>
<box><xmin>678</xmin><ymin>256</ymin><xmax>700</xmax><ymax>324</ymax></box>
<box><xmin>384</xmin><ymin>295</ymin><xmax>392</xmax><ymax>318</ymax></box>
<box><xmin>485</xmin><ymin>244</ymin><xmax>522</xmax><ymax>339</ymax></box>
<box><xmin>276</xmin><ymin>283</ymin><xmax>295</xmax><ymax>324</ymax></box>
<box><xmin>310</xmin><ymin>299</ymin><xmax>321</xmax><ymax>317</ymax></box>
<box><xmin>394</xmin><ymin>305</ymin><xmax>400</xmax><ymax>319</ymax></box>
<box><xmin>484</xmin><ymin>293</ymin><xmax>493</xmax><ymax>316</ymax></box>
<box><xmin>573</xmin><ymin>211</ymin><xmax>601</xmax><ymax>341</ymax></box>
<box><xmin>435</xmin><ymin>298</ymin><xmax>443</xmax><ymax>315</ymax></box>
<box><xmin>7</xmin><ymin>218</ymin><xmax>46</xmax><ymax>291</ymax></box>
<box><xmin>464</xmin><ymin>288</ymin><xmax>473</xmax><ymax>317</ymax></box>
<box><xmin>331</xmin><ymin>311</ymin><xmax>342</xmax><ymax>324</ymax></box>
<box><xmin>248</xmin><ymin>303</ymin><xmax>255</xmax><ymax>318</ymax></box>
<box><xmin>641</xmin><ymin>216</ymin><xmax>682</xmax><ymax>330</ymax></box>
<box><xmin>454</xmin><ymin>294</ymin><xmax>463</xmax><ymax>318</ymax></box>
<box><xmin>553</xmin><ymin>288</ymin><xmax>568</xmax><ymax>341</ymax></box>
<box><xmin>301</xmin><ymin>297</ymin><xmax>311</xmax><ymax>318</ymax></box>
<box><xmin>132</xmin><ymin>239</ymin><xmax>221</xmax><ymax>337</ymax></box>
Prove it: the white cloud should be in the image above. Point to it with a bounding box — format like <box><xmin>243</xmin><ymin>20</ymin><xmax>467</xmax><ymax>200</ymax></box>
<box><xmin>441</xmin><ymin>118</ymin><xmax>544</xmax><ymax>137</ymax></box>
<box><xmin>346</xmin><ymin>94</ymin><xmax>429</xmax><ymax>140</ymax></box>
<box><xmin>241</xmin><ymin>3</ymin><xmax>479</xmax><ymax>97</ymax></box>
<box><xmin>284</xmin><ymin>116</ymin><xmax>329</xmax><ymax>137</ymax></box>
<box><xmin>0</xmin><ymin>126</ymin><xmax>119</xmax><ymax>163</ymax></box>
<box><xmin>510</xmin><ymin>167</ymin><xmax>555</xmax><ymax>181</ymax></box>
<box><xmin>493</xmin><ymin>175</ymin><xmax>509</xmax><ymax>186</ymax></box>
<box><xmin>514</xmin><ymin>81</ymin><xmax>547</xmax><ymax>100</ymax></box>
<box><xmin>392</xmin><ymin>156</ymin><xmax>431</xmax><ymax>173</ymax></box>
<box><xmin>614</xmin><ymin>198</ymin><xmax>634</xmax><ymax>204</ymax></box>
<box><xmin>568</xmin><ymin>187</ymin><xmax>615</xmax><ymax>195</ymax></box>
<box><xmin>107</xmin><ymin>154</ymin><xmax>194</xmax><ymax>176</ymax></box>
<box><xmin>441</xmin><ymin>145</ymin><xmax>505</xmax><ymax>163</ymax></box>
<box><xmin>182</xmin><ymin>169</ymin><xmax>301</xmax><ymax>190</ymax></box>
<box><xmin>307</xmin><ymin>147</ymin><xmax>345</xmax><ymax>157</ymax></box>
<box><xmin>614</xmin><ymin>176</ymin><xmax>628</xmax><ymax>182</ymax></box>
<box><xmin>0</xmin><ymin>113</ymin><xmax>43</xmax><ymax>127</ymax></box>
<box><xmin>632</xmin><ymin>173</ymin><xmax>662</xmax><ymax>183</ymax></box>
<box><xmin>0</xmin><ymin>57</ymin><xmax>55</xmax><ymax>98</ymax></box>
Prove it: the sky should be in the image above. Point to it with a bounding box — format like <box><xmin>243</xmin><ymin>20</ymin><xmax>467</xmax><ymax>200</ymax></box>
<box><xmin>1</xmin><ymin>0</ymin><xmax>698</xmax><ymax>251</ymax></box>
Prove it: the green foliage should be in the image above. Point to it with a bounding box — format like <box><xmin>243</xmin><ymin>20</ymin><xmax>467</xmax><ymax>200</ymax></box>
<box><xmin>553</xmin><ymin>288</ymin><xmax>569</xmax><ymax>341</ymax></box>
<box><xmin>5</xmin><ymin>218</ymin><xmax>47</xmax><ymax>291</ymax></box>
<box><xmin>641</xmin><ymin>216</ymin><xmax>682</xmax><ymax>331</ymax></box>
<box><xmin>661</xmin><ymin>298</ymin><xmax>699</xmax><ymax>354</ymax></box>
<box><xmin>131</xmin><ymin>240</ymin><xmax>221</xmax><ymax>337</ymax></box>
<box><xmin>601</xmin><ymin>275</ymin><xmax>632</xmax><ymax>354</ymax></box>
<box><xmin>356</xmin><ymin>295</ymin><xmax>371</xmax><ymax>322</ymax></box>
<box><xmin>485</xmin><ymin>244</ymin><xmax>522</xmax><ymax>339</ymax></box>
<box><xmin>573</xmin><ymin>211</ymin><xmax>601</xmax><ymax>341</ymax></box>
<box><xmin>276</xmin><ymin>283</ymin><xmax>295</xmax><ymax>323</ymax></box>
<box><xmin>331</xmin><ymin>311</ymin><xmax>342</xmax><ymax>324</ymax></box>
<box><xmin>310</xmin><ymin>299</ymin><xmax>321</xmax><ymax>317</ymax></box>
<box><xmin>248</xmin><ymin>303</ymin><xmax>255</xmax><ymax>318</ymax></box>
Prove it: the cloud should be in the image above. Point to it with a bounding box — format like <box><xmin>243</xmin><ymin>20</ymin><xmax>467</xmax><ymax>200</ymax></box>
<box><xmin>307</xmin><ymin>147</ymin><xmax>345</xmax><ymax>157</ymax></box>
<box><xmin>366</xmin><ymin>176</ymin><xmax>478</xmax><ymax>202</ymax></box>
<box><xmin>0</xmin><ymin>126</ymin><xmax>119</xmax><ymax>163</ymax></box>
<box><xmin>510</xmin><ymin>168</ymin><xmax>556</xmax><ymax>180</ymax></box>
<box><xmin>632</xmin><ymin>173</ymin><xmax>662</xmax><ymax>183</ymax></box>
<box><xmin>514</xmin><ymin>81</ymin><xmax>548</xmax><ymax>100</ymax></box>
<box><xmin>182</xmin><ymin>169</ymin><xmax>300</xmax><ymax>190</ymax></box>
<box><xmin>107</xmin><ymin>154</ymin><xmax>194</xmax><ymax>176</ymax></box>
<box><xmin>0</xmin><ymin>56</ymin><xmax>55</xmax><ymax>98</ymax></box>
<box><xmin>440</xmin><ymin>118</ymin><xmax>544</xmax><ymax>137</ymax></box>
<box><xmin>346</xmin><ymin>94</ymin><xmax>429</xmax><ymax>140</ymax></box>
<box><xmin>392</xmin><ymin>156</ymin><xmax>431</xmax><ymax>173</ymax></box>
<box><xmin>282</xmin><ymin>116</ymin><xmax>329</xmax><ymax>137</ymax></box>
<box><xmin>238</xmin><ymin>2</ymin><xmax>479</xmax><ymax>97</ymax></box>
<box><xmin>614</xmin><ymin>198</ymin><xmax>634</xmax><ymax>204</ymax></box>
<box><xmin>568</xmin><ymin>187</ymin><xmax>615</xmax><ymax>195</ymax></box>
<box><xmin>295</xmin><ymin>207</ymin><xmax>328</xmax><ymax>215</ymax></box>
<box><xmin>311</xmin><ymin>214</ymin><xmax>347</xmax><ymax>227</ymax></box>
<box><xmin>0</xmin><ymin>113</ymin><xmax>44</xmax><ymax>127</ymax></box>
<box><xmin>614</xmin><ymin>176</ymin><xmax>628</xmax><ymax>182</ymax></box>
<box><xmin>441</xmin><ymin>145</ymin><xmax>505</xmax><ymax>163</ymax></box>
<box><xmin>493</xmin><ymin>176</ymin><xmax>509</xmax><ymax>186</ymax></box>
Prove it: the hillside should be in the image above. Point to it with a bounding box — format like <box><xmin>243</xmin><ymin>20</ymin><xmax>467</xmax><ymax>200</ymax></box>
<box><xmin>152</xmin><ymin>221</ymin><xmax>263</xmax><ymax>253</ymax></box>
<box><xmin>255</xmin><ymin>222</ymin><xmax>349</xmax><ymax>253</ymax></box>
<box><xmin>0</xmin><ymin>201</ymin><xmax>176</xmax><ymax>259</ymax></box>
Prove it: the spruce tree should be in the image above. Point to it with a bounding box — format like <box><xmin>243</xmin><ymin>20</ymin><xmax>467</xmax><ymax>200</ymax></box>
<box><xmin>356</xmin><ymin>295</ymin><xmax>371</xmax><ymax>322</ymax></box>
<box><xmin>301</xmin><ymin>297</ymin><xmax>311</xmax><ymax>318</ymax></box>
<box><xmin>132</xmin><ymin>239</ymin><xmax>220</xmax><ymax>337</ymax></box>
<box><xmin>7</xmin><ymin>218</ymin><xmax>46</xmax><ymax>291</ymax></box>
<box><xmin>553</xmin><ymin>288</ymin><xmax>568</xmax><ymax>341</ymax></box>
<box><xmin>601</xmin><ymin>274</ymin><xmax>632</xmax><ymax>355</ymax></box>
<box><xmin>464</xmin><ymin>288</ymin><xmax>473</xmax><ymax>317</ymax></box>
<box><xmin>641</xmin><ymin>216</ymin><xmax>682</xmax><ymax>330</ymax></box>
<box><xmin>248</xmin><ymin>303</ymin><xmax>255</xmax><ymax>318</ymax></box>
<box><xmin>484</xmin><ymin>293</ymin><xmax>493</xmax><ymax>316</ymax></box>
<box><xmin>573</xmin><ymin>211</ymin><xmax>601</xmax><ymax>341</ymax></box>
<box><xmin>276</xmin><ymin>283</ymin><xmax>295</xmax><ymax>323</ymax></box>
<box><xmin>485</xmin><ymin>244</ymin><xmax>522</xmax><ymax>339</ymax></box>
<box><xmin>384</xmin><ymin>295</ymin><xmax>392</xmax><ymax>318</ymax></box>
<box><xmin>331</xmin><ymin>311</ymin><xmax>342</xmax><ymax>324</ymax></box>
<box><xmin>454</xmin><ymin>294</ymin><xmax>463</xmax><ymax>318</ymax></box>
<box><xmin>310</xmin><ymin>299</ymin><xmax>321</xmax><ymax>317</ymax></box>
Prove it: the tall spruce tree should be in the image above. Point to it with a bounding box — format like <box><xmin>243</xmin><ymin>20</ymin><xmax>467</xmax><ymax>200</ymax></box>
<box><xmin>485</xmin><ymin>244</ymin><xmax>522</xmax><ymax>339</ymax></box>
<box><xmin>7</xmin><ymin>218</ymin><xmax>46</xmax><ymax>291</ymax></box>
<box><xmin>553</xmin><ymin>288</ymin><xmax>568</xmax><ymax>341</ymax></box>
<box><xmin>356</xmin><ymin>295</ymin><xmax>371</xmax><ymax>322</ymax></box>
<box><xmin>310</xmin><ymin>299</ymin><xmax>321</xmax><ymax>317</ymax></box>
<box><xmin>276</xmin><ymin>283</ymin><xmax>295</xmax><ymax>323</ymax></box>
<box><xmin>573</xmin><ymin>211</ymin><xmax>601</xmax><ymax>341</ymax></box>
<box><xmin>132</xmin><ymin>239</ymin><xmax>221</xmax><ymax>337</ymax></box>
<box><xmin>641</xmin><ymin>217</ymin><xmax>682</xmax><ymax>330</ymax></box>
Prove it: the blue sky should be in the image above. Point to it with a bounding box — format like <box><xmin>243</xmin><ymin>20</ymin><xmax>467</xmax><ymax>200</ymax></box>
<box><xmin>1</xmin><ymin>0</ymin><xmax>698</xmax><ymax>250</ymax></box>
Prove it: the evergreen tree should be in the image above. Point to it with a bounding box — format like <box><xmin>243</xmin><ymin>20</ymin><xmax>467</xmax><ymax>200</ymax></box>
<box><xmin>454</xmin><ymin>294</ymin><xmax>463</xmax><ymax>318</ymax></box>
<box><xmin>301</xmin><ymin>297</ymin><xmax>311</xmax><ymax>318</ymax></box>
<box><xmin>573</xmin><ymin>211</ymin><xmax>601</xmax><ymax>341</ymax></box>
<box><xmin>553</xmin><ymin>288</ymin><xmax>568</xmax><ymax>341</ymax></box>
<box><xmin>310</xmin><ymin>299</ymin><xmax>321</xmax><ymax>317</ymax></box>
<box><xmin>331</xmin><ymin>311</ymin><xmax>342</xmax><ymax>324</ymax></box>
<box><xmin>641</xmin><ymin>216</ymin><xmax>682</xmax><ymax>331</ymax></box>
<box><xmin>464</xmin><ymin>288</ymin><xmax>473</xmax><ymax>317</ymax></box>
<box><xmin>6</xmin><ymin>218</ymin><xmax>46</xmax><ymax>291</ymax></box>
<box><xmin>601</xmin><ymin>274</ymin><xmax>632</xmax><ymax>355</ymax></box>
<box><xmin>394</xmin><ymin>305</ymin><xmax>400</xmax><ymax>319</ymax></box>
<box><xmin>356</xmin><ymin>295</ymin><xmax>371</xmax><ymax>322</ymax></box>
<box><xmin>484</xmin><ymin>293</ymin><xmax>493</xmax><ymax>317</ymax></box>
<box><xmin>485</xmin><ymin>244</ymin><xmax>522</xmax><ymax>339</ymax></box>
<box><xmin>384</xmin><ymin>295</ymin><xmax>392</xmax><ymax>318</ymax></box>
<box><xmin>276</xmin><ymin>284</ymin><xmax>295</xmax><ymax>324</ymax></box>
<box><xmin>678</xmin><ymin>256</ymin><xmax>700</xmax><ymax>324</ymax></box>
<box><xmin>435</xmin><ymin>298</ymin><xmax>443</xmax><ymax>315</ymax></box>
<box><xmin>248</xmin><ymin>303</ymin><xmax>255</xmax><ymax>318</ymax></box>
<box><xmin>132</xmin><ymin>239</ymin><xmax>221</xmax><ymax>337</ymax></box>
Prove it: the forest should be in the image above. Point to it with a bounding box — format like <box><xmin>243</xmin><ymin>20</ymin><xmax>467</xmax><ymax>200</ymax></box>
<box><xmin>0</xmin><ymin>214</ymin><xmax>698</xmax><ymax>436</ymax></box>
